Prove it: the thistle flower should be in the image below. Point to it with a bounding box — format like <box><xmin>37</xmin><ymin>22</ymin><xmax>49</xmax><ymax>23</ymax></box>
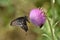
<box><xmin>29</xmin><ymin>8</ymin><xmax>46</xmax><ymax>28</ymax></box>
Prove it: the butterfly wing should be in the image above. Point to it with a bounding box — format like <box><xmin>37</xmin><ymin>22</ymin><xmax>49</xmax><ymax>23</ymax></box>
<box><xmin>10</xmin><ymin>17</ymin><xmax>28</xmax><ymax>32</ymax></box>
<box><xmin>21</xmin><ymin>24</ymin><xmax>28</xmax><ymax>32</ymax></box>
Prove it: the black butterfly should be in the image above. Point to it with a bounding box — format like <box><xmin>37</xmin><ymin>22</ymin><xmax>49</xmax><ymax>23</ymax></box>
<box><xmin>10</xmin><ymin>16</ymin><xmax>30</xmax><ymax>32</ymax></box>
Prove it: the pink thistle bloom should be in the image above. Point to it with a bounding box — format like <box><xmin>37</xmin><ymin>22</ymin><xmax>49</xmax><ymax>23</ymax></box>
<box><xmin>29</xmin><ymin>8</ymin><xmax>46</xmax><ymax>28</ymax></box>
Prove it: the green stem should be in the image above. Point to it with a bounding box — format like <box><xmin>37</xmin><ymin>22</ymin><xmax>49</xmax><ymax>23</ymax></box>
<box><xmin>48</xmin><ymin>0</ymin><xmax>55</xmax><ymax>40</ymax></box>
<box><xmin>47</xmin><ymin>18</ymin><xmax>54</xmax><ymax>40</ymax></box>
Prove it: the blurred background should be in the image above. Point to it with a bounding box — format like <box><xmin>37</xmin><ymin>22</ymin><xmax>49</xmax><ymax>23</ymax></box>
<box><xmin>0</xmin><ymin>0</ymin><xmax>60</xmax><ymax>40</ymax></box>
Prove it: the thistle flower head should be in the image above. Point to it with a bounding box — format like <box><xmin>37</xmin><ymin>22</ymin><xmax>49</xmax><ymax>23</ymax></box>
<box><xmin>29</xmin><ymin>8</ymin><xmax>46</xmax><ymax>27</ymax></box>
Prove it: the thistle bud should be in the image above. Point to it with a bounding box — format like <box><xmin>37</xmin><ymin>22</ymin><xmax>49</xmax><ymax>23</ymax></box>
<box><xmin>29</xmin><ymin>8</ymin><xmax>46</xmax><ymax>28</ymax></box>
